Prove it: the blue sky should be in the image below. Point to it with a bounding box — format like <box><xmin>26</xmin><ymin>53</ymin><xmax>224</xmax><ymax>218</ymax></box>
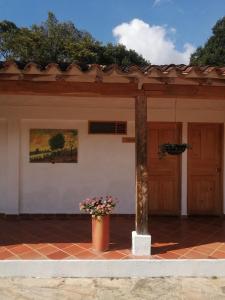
<box><xmin>0</xmin><ymin>0</ymin><xmax>224</xmax><ymax>64</ymax></box>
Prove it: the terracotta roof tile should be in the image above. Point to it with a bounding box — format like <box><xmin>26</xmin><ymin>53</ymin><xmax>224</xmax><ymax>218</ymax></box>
<box><xmin>0</xmin><ymin>61</ymin><xmax>225</xmax><ymax>83</ymax></box>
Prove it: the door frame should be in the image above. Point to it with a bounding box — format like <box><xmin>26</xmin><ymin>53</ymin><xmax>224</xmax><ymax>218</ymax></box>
<box><xmin>187</xmin><ymin>122</ymin><xmax>224</xmax><ymax>216</ymax></box>
<box><xmin>147</xmin><ymin>122</ymin><xmax>182</xmax><ymax>216</ymax></box>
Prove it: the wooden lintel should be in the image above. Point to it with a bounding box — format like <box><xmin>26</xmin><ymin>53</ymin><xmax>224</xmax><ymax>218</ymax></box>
<box><xmin>122</xmin><ymin>137</ymin><xmax>135</xmax><ymax>143</ymax></box>
<box><xmin>143</xmin><ymin>83</ymin><xmax>225</xmax><ymax>99</ymax></box>
<box><xmin>1</xmin><ymin>79</ymin><xmax>225</xmax><ymax>99</ymax></box>
<box><xmin>135</xmin><ymin>95</ymin><xmax>149</xmax><ymax>235</ymax></box>
<box><xmin>0</xmin><ymin>80</ymin><xmax>140</xmax><ymax>98</ymax></box>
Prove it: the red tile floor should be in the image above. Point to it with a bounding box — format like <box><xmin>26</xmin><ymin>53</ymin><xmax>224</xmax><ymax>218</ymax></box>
<box><xmin>0</xmin><ymin>216</ymin><xmax>225</xmax><ymax>260</ymax></box>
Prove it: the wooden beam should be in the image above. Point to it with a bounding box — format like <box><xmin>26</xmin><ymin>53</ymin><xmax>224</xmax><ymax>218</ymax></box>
<box><xmin>0</xmin><ymin>80</ymin><xmax>140</xmax><ymax>98</ymax></box>
<box><xmin>135</xmin><ymin>95</ymin><xmax>149</xmax><ymax>235</ymax></box>
<box><xmin>143</xmin><ymin>83</ymin><xmax>225</xmax><ymax>99</ymax></box>
<box><xmin>122</xmin><ymin>137</ymin><xmax>135</xmax><ymax>143</ymax></box>
<box><xmin>1</xmin><ymin>80</ymin><xmax>225</xmax><ymax>99</ymax></box>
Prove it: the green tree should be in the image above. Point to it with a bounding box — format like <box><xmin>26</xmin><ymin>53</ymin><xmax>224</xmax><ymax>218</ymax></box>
<box><xmin>0</xmin><ymin>20</ymin><xmax>18</xmax><ymax>59</ymax></box>
<box><xmin>190</xmin><ymin>16</ymin><xmax>225</xmax><ymax>66</ymax></box>
<box><xmin>49</xmin><ymin>133</ymin><xmax>65</xmax><ymax>152</ymax></box>
<box><xmin>0</xmin><ymin>12</ymin><xmax>148</xmax><ymax>67</ymax></box>
<box><xmin>94</xmin><ymin>43</ymin><xmax>148</xmax><ymax>66</ymax></box>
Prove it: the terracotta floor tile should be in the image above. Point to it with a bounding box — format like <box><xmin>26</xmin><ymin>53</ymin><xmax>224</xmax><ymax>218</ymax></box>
<box><xmin>101</xmin><ymin>251</ymin><xmax>127</xmax><ymax>259</ymax></box>
<box><xmin>47</xmin><ymin>250</ymin><xmax>70</xmax><ymax>260</ymax></box>
<box><xmin>1</xmin><ymin>216</ymin><xmax>225</xmax><ymax>260</ymax></box>
<box><xmin>0</xmin><ymin>247</ymin><xmax>6</xmax><ymax>253</ymax></box>
<box><xmin>181</xmin><ymin>250</ymin><xmax>209</xmax><ymax>259</ymax></box>
<box><xmin>63</xmin><ymin>244</ymin><xmax>85</xmax><ymax>256</ymax></box>
<box><xmin>75</xmin><ymin>250</ymin><xmax>99</xmax><ymax>260</ymax></box>
<box><xmin>76</xmin><ymin>243</ymin><xmax>92</xmax><ymax>250</ymax></box>
<box><xmin>63</xmin><ymin>256</ymin><xmax>79</xmax><ymax>260</ymax></box>
<box><xmin>27</xmin><ymin>243</ymin><xmax>48</xmax><ymax>250</ymax></box>
<box><xmin>193</xmin><ymin>245</ymin><xmax>215</xmax><ymax>256</ymax></box>
<box><xmin>52</xmin><ymin>243</ymin><xmax>74</xmax><ymax>249</ymax></box>
<box><xmin>8</xmin><ymin>244</ymin><xmax>32</xmax><ymax>255</ymax></box>
<box><xmin>6</xmin><ymin>244</ymin><xmax>20</xmax><ymax>250</ymax></box>
<box><xmin>116</xmin><ymin>248</ymin><xmax>131</xmax><ymax>255</ymax></box>
<box><xmin>4</xmin><ymin>256</ymin><xmax>20</xmax><ymax>260</ymax></box>
<box><xmin>217</xmin><ymin>244</ymin><xmax>225</xmax><ymax>253</ymax></box>
<box><xmin>0</xmin><ymin>250</ymin><xmax>17</xmax><ymax>260</ymax></box>
<box><xmin>203</xmin><ymin>242</ymin><xmax>222</xmax><ymax>249</ymax></box>
<box><xmin>157</xmin><ymin>251</ymin><xmax>181</xmax><ymax>259</ymax></box>
<box><xmin>35</xmin><ymin>245</ymin><xmax>58</xmax><ymax>256</ymax></box>
<box><xmin>209</xmin><ymin>250</ymin><xmax>225</xmax><ymax>259</ymax></box>
<box><xmin>170</xmin><ymin>247</ymin><xmax>192</xmax><ymax>256</ymax></box>
<box><xmin>151</xmin><ymin>255</ymin><xmax>163</xmax><ymax>259</ymax></box>
<box><xmin>19</xmin><ymin>250</ymin><xmax>45</xmax><ymax>260</ymax></box>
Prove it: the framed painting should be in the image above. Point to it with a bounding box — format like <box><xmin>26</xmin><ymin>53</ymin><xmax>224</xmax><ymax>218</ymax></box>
<box><xmin>30</xmin><ymin>129</ymin><xmax>78</xmax><ymax>163</ymax></box>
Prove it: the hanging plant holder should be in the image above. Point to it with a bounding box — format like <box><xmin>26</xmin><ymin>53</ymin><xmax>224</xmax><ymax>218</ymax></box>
<box><xmin>158</xmin><ymin>143</ymin><xmax>191</xmax><ymax>159</ymax></box>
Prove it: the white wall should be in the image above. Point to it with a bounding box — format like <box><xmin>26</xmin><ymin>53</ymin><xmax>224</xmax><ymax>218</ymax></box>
<box><xmin>20</xmin><ymin>119</ymin><xmax>135</xmax><ymax>214</ymax></box>
<box><xmin>0</xmin><ymin>95</ymin><xmax>225</xmax><ymax>215</ymax></box>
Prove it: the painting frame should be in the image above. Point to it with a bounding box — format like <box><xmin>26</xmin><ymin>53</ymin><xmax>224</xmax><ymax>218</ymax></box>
<box><xmin>29</xmin><ymin>128</ymin><xmax>78</xmax><ymax>163</ymax></box>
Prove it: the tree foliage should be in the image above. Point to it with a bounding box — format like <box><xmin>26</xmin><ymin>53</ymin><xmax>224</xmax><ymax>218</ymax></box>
<box><xmin>0</xmin><ymin>12</ymin><xmax>148</xmax><ymax>67</ymax></box>
<box><xmin>49</xmin><ymin>133</ymin><xmax>65</xmax><ymax>151</ymax></box>
<box><xmin>190</xmin><ymin>16</ymin><xmax>225</xmax><ymax>66</ymax></box>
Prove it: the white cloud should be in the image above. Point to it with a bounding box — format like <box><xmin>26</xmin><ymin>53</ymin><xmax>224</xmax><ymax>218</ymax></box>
<box><xmin>170</xmin><ymin>27</ymin><xmax>176</xmax><ymax>34</ymax></box>
<box><xmin>113</xmin><ymin>19</ymin><xmax>195</xmax><ymax>65</ymax></box>
<box><xmin>153</xmin><ymin>0</ymin><xmax>172</xmax><ymax>7</ymax></box>
<box><xmin>153</xmin><ymin>0</ymin><xmax>161</xmax><ymax>6</ymax></box>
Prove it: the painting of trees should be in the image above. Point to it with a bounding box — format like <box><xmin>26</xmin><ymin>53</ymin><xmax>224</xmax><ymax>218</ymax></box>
<box><xmin>30</xmin><ymin>129</ymin><xmax>78</xmax><ymax>163</ymax></box>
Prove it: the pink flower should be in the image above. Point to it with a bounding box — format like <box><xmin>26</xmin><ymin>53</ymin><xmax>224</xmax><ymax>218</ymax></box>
<box><xmin>79</xmin><ymin>195</ymin><xmax>118</xmax><ymax>216</ymax></box>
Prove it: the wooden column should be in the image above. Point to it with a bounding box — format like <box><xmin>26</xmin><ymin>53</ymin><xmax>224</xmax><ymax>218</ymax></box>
<box><xmin>135</xmin><ymin>95</ymin><xmax>149</xmax><ymax>235</ymax></box>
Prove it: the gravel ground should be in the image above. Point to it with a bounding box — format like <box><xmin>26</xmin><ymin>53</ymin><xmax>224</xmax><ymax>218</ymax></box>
<box><xmin>0</xmin><ymin>277</ymin><xmax>225</xmax><ymax>299</ymax></box>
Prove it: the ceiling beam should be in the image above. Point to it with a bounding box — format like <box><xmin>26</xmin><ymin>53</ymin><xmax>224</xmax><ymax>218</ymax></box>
<box><xmin>0</xmin><ymin>80</ymin><xmax>141</xmax><ymax>98</ymax></box>
<box><xmin>143</xmin><ymin>83</ymin><xmax>225</xmax><ymax>99</ymax></box>
<box><xmin>1</xmin><ymin>80</ymin><xmax>225</xmax><ymax>99</ymax></box>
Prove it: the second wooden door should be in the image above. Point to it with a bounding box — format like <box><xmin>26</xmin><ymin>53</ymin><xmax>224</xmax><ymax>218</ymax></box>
<box><xmin>188</xmin><ymin>123</ymin><xmax>223</xmax><ymax>215</ymax></box>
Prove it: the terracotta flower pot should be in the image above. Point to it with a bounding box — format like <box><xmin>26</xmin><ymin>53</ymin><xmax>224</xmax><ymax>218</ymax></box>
<box><xmin>92</xmin><ymin>215</ymin><xmax>109</xmax><ymax>252</ymax></box>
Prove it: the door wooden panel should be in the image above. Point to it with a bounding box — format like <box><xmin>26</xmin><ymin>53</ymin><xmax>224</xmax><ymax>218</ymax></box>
<box><xmin>148</xmin><ymin>122</ymin><xmax>181</xmax><ymax>215</ymax></box>
<box><xmin>188</xmin><ymin>123</ymin><xmax>223</xmax><ymax>215</ymax></box>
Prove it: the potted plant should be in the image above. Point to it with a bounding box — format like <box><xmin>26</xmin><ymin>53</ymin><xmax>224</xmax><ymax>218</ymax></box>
<box><xmin>158</xmin><ymin>143</ymin><xmax>191</xmax><ymax>159</ymax></box>
<box><xmin>79</xmin><ymin>196</ymin><xmax>117</xmax><ymax>252</ymax></box>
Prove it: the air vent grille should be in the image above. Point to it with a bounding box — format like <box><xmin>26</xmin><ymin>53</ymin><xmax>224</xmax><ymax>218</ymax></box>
<box><xmin>89</xmin><ymin>121</ymin><xmax>127</xmax><ymax>134</ymax></box>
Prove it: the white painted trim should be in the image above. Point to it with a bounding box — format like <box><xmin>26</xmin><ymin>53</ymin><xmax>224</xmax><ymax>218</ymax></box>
<box><xmin>181</xmin><ymin>122</ymin><xmax>188</xmax><ymax>215</ymax></box>
<box><xmin>1</xmin><ymin>260</ymin><xmax>225</xmax><ymax>277</ymax></box>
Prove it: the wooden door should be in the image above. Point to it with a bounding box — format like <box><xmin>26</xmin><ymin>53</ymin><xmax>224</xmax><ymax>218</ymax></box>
<box><xmin>148</xmin><ymin>122</ymin><xmax>181</xmax><ymax>215</ymax></box>
<box><xmin>188</xmin><ymin>123</ymin><xmax>223</xmax><ymax>215</ymax></box>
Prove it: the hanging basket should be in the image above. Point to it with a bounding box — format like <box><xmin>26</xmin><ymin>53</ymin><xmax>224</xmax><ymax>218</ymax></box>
<box><xmin>158</xmin><ymin>143</ymin><xmax>191</xmax><ymax>158</ymax></box>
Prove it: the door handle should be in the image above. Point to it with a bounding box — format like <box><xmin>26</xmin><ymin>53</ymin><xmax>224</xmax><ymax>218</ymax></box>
<box><xmin>216</xmin><ymin>167</ymin><xmax>221</xmax><ymax>173</ymax></box>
